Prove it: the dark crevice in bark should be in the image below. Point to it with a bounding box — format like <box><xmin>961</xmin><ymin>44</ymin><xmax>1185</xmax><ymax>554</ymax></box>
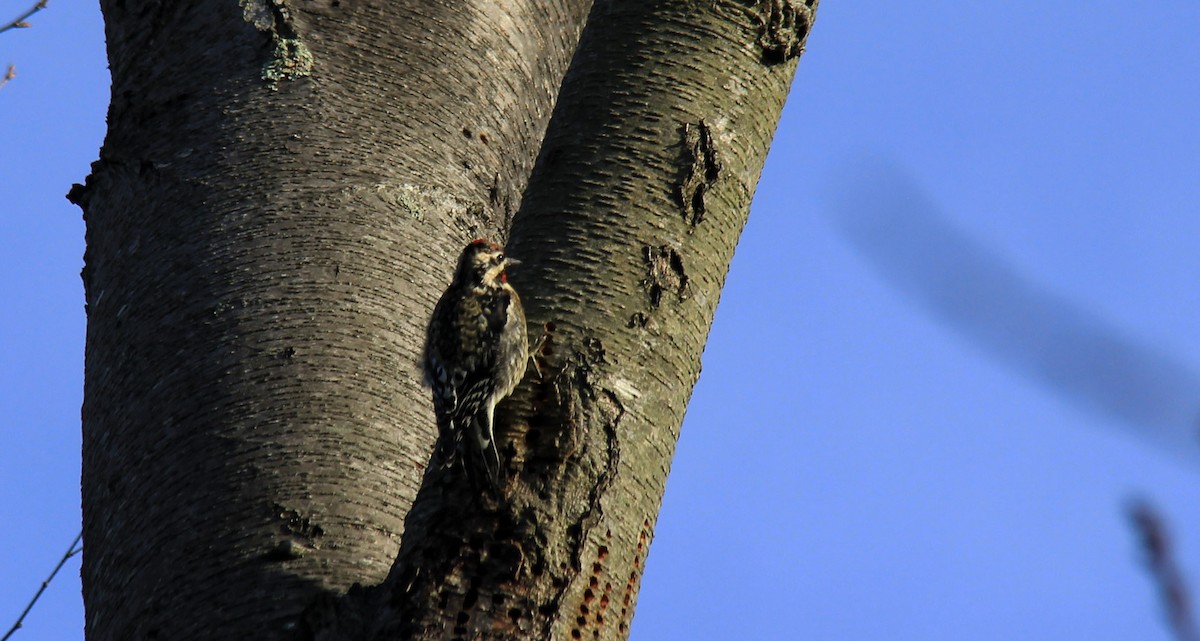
<box><xmin>676</xmin><ymin>120</ymin><xmax>723</xmax><ymax>230</ymax></box>
<box><xmin>641</xmin><ymin>245</ymin><xmax>690</xmax><ymax>309</ymax></box>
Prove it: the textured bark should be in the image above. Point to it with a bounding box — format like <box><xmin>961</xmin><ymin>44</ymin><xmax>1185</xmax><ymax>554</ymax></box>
<box><xmin>77</xmin><ymin>0</ymin><xmax>816</xmax><ymax>639</ymax></box>
<box><xmin>75</xmin><ymin>1</ymin><xmax>590</xmax><ymax>640</ymax></box>
<box><xmin>361</xmin><ymin>2</ymin><xmax>818</xmax><ymax>640</ymax></box>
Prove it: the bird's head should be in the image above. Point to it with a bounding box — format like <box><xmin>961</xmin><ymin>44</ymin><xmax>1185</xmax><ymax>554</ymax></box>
<box><xmin>456</xmin><ymin>238</ymin><xmax>519</xmax><ymax>286</ymax></box>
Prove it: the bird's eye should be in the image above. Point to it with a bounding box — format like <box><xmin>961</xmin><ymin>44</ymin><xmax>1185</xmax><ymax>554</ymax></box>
<box><xmin>496</xmin><ymin>253</ymin><xmax>505</xmax><ymax>261</ymax></box>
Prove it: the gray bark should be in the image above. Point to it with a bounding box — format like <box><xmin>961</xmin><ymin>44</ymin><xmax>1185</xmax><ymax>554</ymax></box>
<box><xmin>361</xmin><ymin>1</ymin><xmax>817</xmax><ymax>640</ymax></box>
<box><xmin>75</xmin><ymin>2</ymin><xmax>590</xmax><ymax>639</ymax></box>
<box><xmin>73</xmin><ymin>1</ymin><xmax>815</xmax><ymax>640</ymax></box>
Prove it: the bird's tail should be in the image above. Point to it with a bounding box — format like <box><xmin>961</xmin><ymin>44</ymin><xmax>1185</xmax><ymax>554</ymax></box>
<box><xmin>463</xmin><ymin>414</ymin><xmax>501</xmax><ymax>491</ymax></box>
<box><xmin>434</xmin><ymin>414</ymin><xmax>502</xmax><ymax>492</ymax></box>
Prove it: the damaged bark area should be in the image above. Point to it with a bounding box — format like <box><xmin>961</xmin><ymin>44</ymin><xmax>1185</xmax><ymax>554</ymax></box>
<box><xmin>264</xmin><ymin>505</ymin><xmax>327</xmax><ymax>561</ymax></box>
<box><xmin>676</xmin><ymin>120</ymin><xmax>722</xmax><ymax>230</ymax></box>
<box><xmin>747</xmin><ymin>0</ymin><xmax>818</xmax><ymax>65</ymax></box>
<box><xmin>641</xmin><ymin>245</ymin><xmax>690</xmax><ymax>309</ymax></box>
<box><xmin>379</xmin><ymin>338</ymin><xmax>624</xmax><ymax>641</ymax></box>
<box><xmin>334</xmin><ymin>336</ymin><xmax>625</xmax><ymax>641</ymax></box>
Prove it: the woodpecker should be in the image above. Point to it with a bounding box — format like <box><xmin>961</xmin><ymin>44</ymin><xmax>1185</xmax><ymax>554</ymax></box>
<box><xmin>423</xmin><ymin>239</ymin><xmax>528</xmax><ymax>487</ymax></box>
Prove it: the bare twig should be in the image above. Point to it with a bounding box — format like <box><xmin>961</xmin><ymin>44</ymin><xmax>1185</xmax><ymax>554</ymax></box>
<box><xmin>0</xmin><ymin>0</ymin><xmax>48</xmax><ymax>35</ymax></box>
<box><xmin>1</xmin><ymin>530</ymin><xmax>82</xmax><ymax>641</ymax></box>
<box><xmin>1129</xmin><ymin>500</ymin><xmax>1199</xmax><ymax>641</ymax></box>
<box><xmin>0</xmin><ymin>64</ymin><xmax>14</xmax><ymax>90</ymax></box>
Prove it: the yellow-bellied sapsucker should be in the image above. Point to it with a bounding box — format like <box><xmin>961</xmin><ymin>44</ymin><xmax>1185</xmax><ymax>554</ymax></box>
<box><xmin>423</xmin><ymin>239</ymin><xmax>528</xmax><ymax>487</ymax></box>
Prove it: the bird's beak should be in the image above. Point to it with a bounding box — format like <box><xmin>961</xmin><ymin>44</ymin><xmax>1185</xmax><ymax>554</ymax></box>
<box><xmin>503</xmin><ymin>257</ymin><xmax>521</xmax><ymax>268</ymax></box>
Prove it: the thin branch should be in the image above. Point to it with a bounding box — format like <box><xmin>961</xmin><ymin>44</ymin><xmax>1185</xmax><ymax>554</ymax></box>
<box><xmin>1</xmin><ymin>530</ymin><xmax>82</xmax><ymax>641</ymax></box>
<box><xmin>0</xmin><ymin>65</ymin><xmax>14</xmax><ymax>90</ymax></box>
<box><xmin>0</xmin><ymin>0</ymin><xmax>48</xmax><ymax>35</ymax></box>
<box><xmin>1129</xmin><ymin>500</ymin><xmax>1199</xmax><ymax>641</ymax></box>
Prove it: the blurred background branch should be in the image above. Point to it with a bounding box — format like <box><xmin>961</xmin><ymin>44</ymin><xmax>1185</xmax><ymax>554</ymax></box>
<box><xmin>1129</xmin><ymin>500</ymin><xmax>1199</xmax><ymax>641</ymax></box>
<box><xmin>0</xmin><ymin>0</ymin><xmax>47</xmax><ymax>35</ymax></box>
<box><xmin>827</xmin><ymin>159</ymin><xmax>1200</xmax><ymax>464</ymax></box>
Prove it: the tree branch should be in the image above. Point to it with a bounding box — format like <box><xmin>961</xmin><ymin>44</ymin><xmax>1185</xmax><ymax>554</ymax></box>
<box><xmin>0</xmin><ymin>0</ymin><xmax>47</xmax><ymax>91</ymax></box>
<box><xmin>1</xmin><ymin>530</ymin><xmax>83</xmax><ymax>641</ymax></box>
<box><xmin>1129</xmin><ymin>500</ymin><xmax>1199</xmax><ymax>641</ymax></box>
<box><xmin>0</xmin><ymin>0</ymin><xmax>47</xmax><ymax>35</ymax></box>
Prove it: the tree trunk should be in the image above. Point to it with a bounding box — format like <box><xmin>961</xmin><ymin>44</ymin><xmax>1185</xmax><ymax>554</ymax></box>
<box><xmin>72</xmin><ymin>1</ymin><xmax>815</xmax><ymax>640</ymax></box>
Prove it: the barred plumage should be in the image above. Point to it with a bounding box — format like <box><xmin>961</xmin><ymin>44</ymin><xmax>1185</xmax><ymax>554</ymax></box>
<box><xmin>423</xmin><ymin>239</ymin><xmax>528</xmax><ymax>488</ymax></box>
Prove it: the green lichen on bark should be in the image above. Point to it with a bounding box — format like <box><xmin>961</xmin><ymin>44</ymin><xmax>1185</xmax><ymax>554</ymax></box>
<box><xmin>239</xmin><ymin>0</ymin><xmax>312</xmax><ymax>89</ymax></box>
<box><xmin>262</xmin><ymin>35</ymin><xmax>313</xmax><ymax>89</ymax></box>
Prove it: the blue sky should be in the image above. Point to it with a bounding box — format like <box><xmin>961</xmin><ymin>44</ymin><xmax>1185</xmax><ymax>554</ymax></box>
<box><xmin>3</xmin><ymin>2</ymin><xmax>1199</xmax><ymax>640</ymax></box>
